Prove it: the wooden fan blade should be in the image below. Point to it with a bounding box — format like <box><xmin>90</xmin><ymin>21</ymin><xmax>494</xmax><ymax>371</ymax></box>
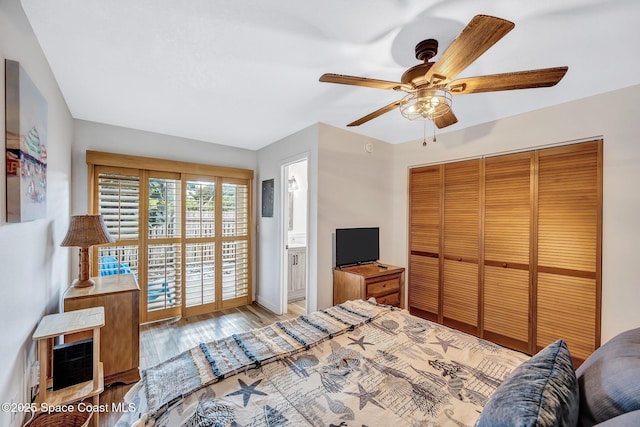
<box><xmin>426</xmin><ymin>15</ymin><xmax>515</xmax><ymax>84</ymax></box>
<box><xmin>347</xmin><ymin>100</ymin><xmax>403</xmax><ymax>127</ymax></box>
<box><xmin>448</xmin><ymin>67</ymin><xmax>568</xmax><ymax>94</ymax></box>
<box><xmin>320</xmin><ymin>73</ymin><xmax>412</xmax><ymax>91</ymax></box>
<box><xmin>433</xmin><ymin>110</ymin><xmax>458</xmax><ymax>129</ymax></box>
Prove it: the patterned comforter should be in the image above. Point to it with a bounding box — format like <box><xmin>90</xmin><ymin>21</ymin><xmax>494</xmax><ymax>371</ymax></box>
<box><xmin>117</xmin><ymin>300</ymin><xmax>528</xmax><ymax>427</ymax></box>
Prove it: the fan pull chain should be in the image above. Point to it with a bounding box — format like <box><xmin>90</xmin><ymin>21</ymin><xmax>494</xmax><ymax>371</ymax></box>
<box><xmin>422</xmin><ymin>120</ymin><xmax>437</xmax><ymax>146</ymax></box>
<box><xmin>422</xmin><ymin>120</ymin><xmax>427</xmax><ymax>147</ymax></box>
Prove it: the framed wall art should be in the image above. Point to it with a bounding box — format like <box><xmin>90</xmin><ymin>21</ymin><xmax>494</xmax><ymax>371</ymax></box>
<box><xmin>261</xmin><ymin>179</ymin><xmax>274</xmax><ymax>217</ymax></box>
<box><xmin>5</xmin><ymin>59</ymin><xmax>48</xmax><ymax>222</ymax></box>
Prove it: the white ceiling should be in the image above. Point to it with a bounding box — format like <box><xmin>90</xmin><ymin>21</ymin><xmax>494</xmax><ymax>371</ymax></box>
<box><xmin>21</xmin><ymin>0</ymin><xmax>640</xmax><ymax>150</ymax></box>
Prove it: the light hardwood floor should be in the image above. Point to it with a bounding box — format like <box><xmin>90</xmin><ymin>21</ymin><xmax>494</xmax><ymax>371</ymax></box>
<box><xmin>288</xmin><ymin>298</ymin><xmax>306</xmax><ymax>316</ymax></box>
<box><xmin>99</xmin><ymin>303</ymin><xmax>300</xmax><ymax>427</ymax></box>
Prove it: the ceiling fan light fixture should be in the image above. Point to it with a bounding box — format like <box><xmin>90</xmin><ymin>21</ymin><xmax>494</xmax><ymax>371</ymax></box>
<box><xmin>400</xmin><ymin>88</ymin><xmax>452</xmax><ymax>121</ymax></box>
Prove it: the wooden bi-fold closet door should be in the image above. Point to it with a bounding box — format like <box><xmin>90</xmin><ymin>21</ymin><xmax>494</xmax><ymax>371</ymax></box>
<box><xmin>482</xmin><ymin>152</ymin><xmax>533</xmax><ymax>353</ymax></box>
<box><xmin>442</xmin><ymin>159</ymin><xmax>481</xmax><ymax>335</ymax></box>
<box><xmin>408</xmin><ymin>140</ymin><xmax>602</xmax><ymax>361</ymax></box>
<box><xmin>408</xmin><ymin>165</ymin><xmax>441</xmax><ymax>322</ymax></box>
<box><xmin>536</xmin><ymin>141</ymin><xmax>602</xmax><ymax>361</ymax></box>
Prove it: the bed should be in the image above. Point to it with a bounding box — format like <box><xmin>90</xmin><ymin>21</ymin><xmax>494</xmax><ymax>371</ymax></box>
<box><xmin>116</xmin><ymin>299</ymin><xmax>640</xmax><ymax>427</ymax></box>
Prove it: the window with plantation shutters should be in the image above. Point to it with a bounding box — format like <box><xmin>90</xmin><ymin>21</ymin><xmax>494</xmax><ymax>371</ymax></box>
<box><xmin>88</xmin><ymin>152</ymin><xmax>253</xmax><ymax>323</ymax></box>
<box><xmin>95</xmin><ymin>167</ymin><xmax>141</xmax><ymax>283</ymax></box>
<box><xmin>184</xmin><ymin>179</ymin><xmax>216</xmax><ymax>314</ymax></box>
<box><xmin>146</xmin><ymin>174</ymin><xmax>182</xmax><ymax>318</ymax></box>
<box><xmin>221</xmin><ymin>180</ymin><xmax>249</xmax><ymax>304</ymax></box>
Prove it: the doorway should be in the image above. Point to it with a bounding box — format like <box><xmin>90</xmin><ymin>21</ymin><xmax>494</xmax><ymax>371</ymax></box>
<box><xmin>282</xmin><ymin>158</ymin><xmax>308</xmax><ymax>315</ymax></box>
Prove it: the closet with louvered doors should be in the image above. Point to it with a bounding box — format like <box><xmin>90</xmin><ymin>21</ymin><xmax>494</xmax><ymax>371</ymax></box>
<box><xmin>407</xmin><ymin>140</ymin><xmax>602</xmax><ymax>360</ymax></box>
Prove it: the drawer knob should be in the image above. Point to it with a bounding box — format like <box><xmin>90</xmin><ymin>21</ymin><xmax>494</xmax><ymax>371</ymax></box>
<box><xmin>457</xmin><ymin>257</ymin><xmax>462</xmax><ymax>262</ymax></box>
<box><xmin>502</xmin><ymin>263</ymin><xmax>508</xmax><ymax>268</ymax></box>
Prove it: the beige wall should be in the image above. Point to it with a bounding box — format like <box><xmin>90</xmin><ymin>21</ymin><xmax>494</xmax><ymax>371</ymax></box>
<box><xmin>317</xmin><ymin>124</ymin><xmax>395</xmax><ymax>309</ymax></box>
<box><xmin>0</xmin><ymin>1</ymin><xmax>74</xmax><ymax>426</ymax></box>
<box><xmin>72</xmin><ymin>119</ymin><xmax>257</xmax><ymax>215</ymax></box>
<box><xmin>391</xmin><ymin>84</ymin><xmax>640</xmax><ymax>343</ymax></box>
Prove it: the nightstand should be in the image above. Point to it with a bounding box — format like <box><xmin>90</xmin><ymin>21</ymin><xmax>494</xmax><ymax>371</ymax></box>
<box><xmin>32</xmin><ymin>307</ymin><xmax>104</xmax><ymax>426</ymax></box>
<box><xmin>333</xmin><ymin>263</ymin><xmax>405</xmax><ymax>308</ymax></box>
<box><xmin>63</xmin><ymin>274</ymin><xmax>140</xmax><ymax>385</ymax></box>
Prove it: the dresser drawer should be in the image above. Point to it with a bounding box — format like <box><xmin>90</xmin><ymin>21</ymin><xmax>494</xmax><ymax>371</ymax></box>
<box><xmin>367</xmin><ymin>276</ymin><xmax>400</xmax><ymax>297</ymax></box>
<box><xmin>375</xmin><ymin>292</ymin><xmax>401</xmax><ymax>307</ymax></box>
<box><xmin>334</xmin><ymin>264</ymin><xmax>404</xmax><ymax>308</ymax></box>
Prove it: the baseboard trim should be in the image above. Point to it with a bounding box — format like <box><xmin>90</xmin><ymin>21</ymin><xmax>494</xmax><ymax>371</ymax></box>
<box><xmin>256</xmin><ymin>295</ymin><xmax>281</xmax><ymax>315</ymax></box>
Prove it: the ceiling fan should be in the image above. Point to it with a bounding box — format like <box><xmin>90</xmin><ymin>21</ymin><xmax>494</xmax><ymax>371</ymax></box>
<box><xmin>319</xmin><ymin>15</ymin><xmax>568</xmax><ymax>129</ymax></box>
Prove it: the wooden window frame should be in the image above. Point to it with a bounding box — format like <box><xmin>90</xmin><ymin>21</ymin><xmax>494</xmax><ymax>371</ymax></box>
<box><xmin>87</xmin><ymin>151</ymin><xmax>253</xmax><ymax>323</ymax></box>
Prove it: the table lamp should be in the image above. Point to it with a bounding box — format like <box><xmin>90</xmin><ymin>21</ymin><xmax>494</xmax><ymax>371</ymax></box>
<box><xmin>61</xmin><ymin>214</ymin><xmax>114</xmax><ymax>288</ymax></box>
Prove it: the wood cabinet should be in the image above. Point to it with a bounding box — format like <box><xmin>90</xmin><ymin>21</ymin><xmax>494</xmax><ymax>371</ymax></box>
<box><xmin>334</xmin><ymin>263</ymin><xmax>405</xmax><ymax>308</ymax></box>
<box><xmin>288</xmin><ymin>246</ymin><xmax>306</xmax><ymax>302</ymax></box>
<box><xmin>64</xmin><ymin>274</ymin><xmax>140</xmax><ymax>385</ymax></box>
<box><xmin>408</xmin><ymin>140</ymin><xmax>602</xmax><ymax>362</ymax></box>
<box><xmin>32</xmin><ymin>307</ymin><xmax>104</xmax><ymax>427</ymax></box>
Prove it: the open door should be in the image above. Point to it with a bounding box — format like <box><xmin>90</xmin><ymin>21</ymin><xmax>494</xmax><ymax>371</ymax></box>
<box><xmin>281</xmin><ymin>158</ymin><xmax>308</xmax><ymax>316</ymax></box>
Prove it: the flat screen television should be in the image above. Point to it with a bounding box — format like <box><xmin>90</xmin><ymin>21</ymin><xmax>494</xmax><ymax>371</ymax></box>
<box><xmin>335</xmin><ymin>227</ymin><xmax>379</xmax><ymax>267</ymax></box>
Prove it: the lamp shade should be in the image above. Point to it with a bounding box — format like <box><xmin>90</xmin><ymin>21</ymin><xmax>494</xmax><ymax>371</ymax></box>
<box><xmin>61</xmin><ymin>215</ymin><xmax>114</xmax><ymax>247</ymax></box>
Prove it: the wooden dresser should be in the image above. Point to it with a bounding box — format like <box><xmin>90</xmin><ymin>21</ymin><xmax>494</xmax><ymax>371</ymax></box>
<box><xmin>63</xmin><ymin>274</ymin><xmax>140</xmax><ymax>385</ymax></box>
<box><xmin>333</xmin><ymin>263</ymin><xmax>405</xmax><ymax>308</ymax></box>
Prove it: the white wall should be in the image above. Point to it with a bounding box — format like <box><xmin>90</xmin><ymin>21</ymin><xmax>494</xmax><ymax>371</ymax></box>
<box><xmin>72</xmin><ymin>119</ymin><xmax>257</xmax><ymax>214</ymax></box>
<box><xmin>391</xmin><ymin>84</ymin><xmax>640</xmax><ymax>343</ymax></box>
<box><xmin>256</xmin><ymin>124</ymin><xmax>319</xmax><ymax>313</ymax></box>
<box><xmin>71</xmin><ymin>120</ymin><xmax>258</xmax><ymax>295</ymax></box>
<box><xmin>0</xmin><ymin>1</ymin><xmax>73</xmax><ymax>426</ymax></box>
<box><xmin>316</xmin><ymin>124</ymin><xmax>395</xmax><ymax>309</ymax></box>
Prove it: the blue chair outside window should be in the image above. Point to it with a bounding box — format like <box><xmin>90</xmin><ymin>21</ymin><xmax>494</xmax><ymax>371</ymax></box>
<box><xmin>99</xmin><ymin>257</ymin><xmax>173</xmax><ymax>305</ymax></box>
<box><xmin>100</xmin><ymin>256</ymin><xmax>132</xmax><ymax>275</ymax></box>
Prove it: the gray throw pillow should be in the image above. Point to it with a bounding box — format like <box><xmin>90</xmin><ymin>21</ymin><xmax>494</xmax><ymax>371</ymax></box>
<box><xmin>593</xmin><ymin>410</ymin><xmax>640</xmax><ymax>427</ymax></box>
<box><xmin>476</xmin><ymin>339</ymin><xmax>579</xmax><ymax>427</ymax></box>
<box><xmin>575</xmin><ymin>327</ymin><xmax>640</xmax><ymax>427</ymax></box>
